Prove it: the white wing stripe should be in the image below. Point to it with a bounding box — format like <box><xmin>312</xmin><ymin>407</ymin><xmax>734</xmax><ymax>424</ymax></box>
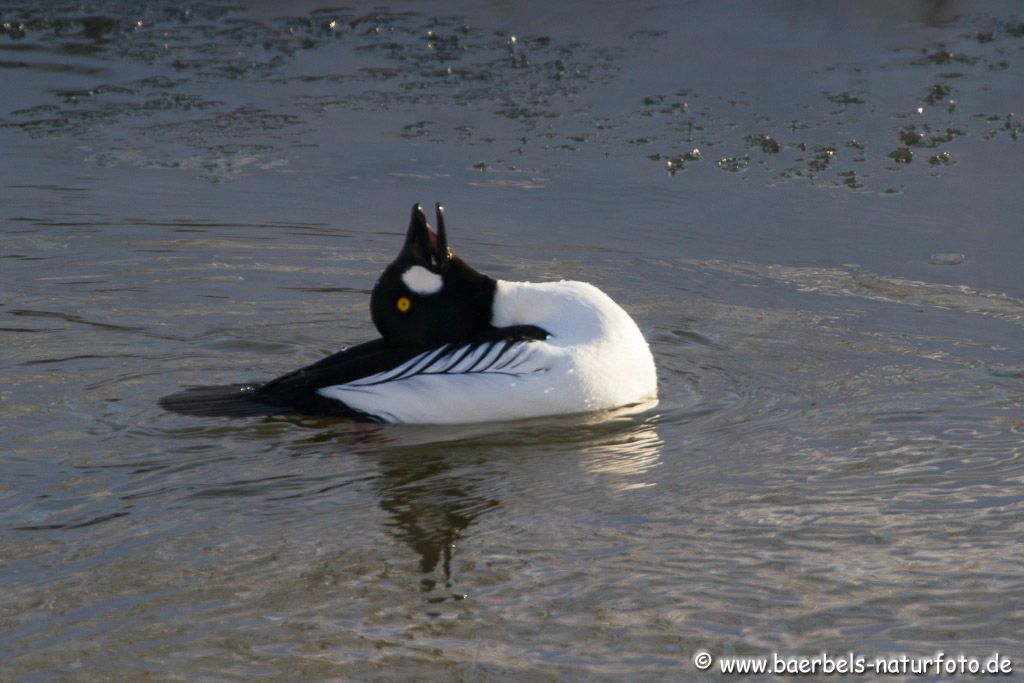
<box><xmin>335</xmin><ymin>340</ymin><xmax>544</xmax><ymax>388</ymax></box>
<box><xmin>449</xmin><ymin>343</ymin><xmax>491</xmax><ymax>373</ymax></box>
<box><xmin>393</xmin><ymin>345</ymin><xmax>451</xmax><ymax>381</ymax></box>
<box><xmin>422</xmin><ymin>344</ymin><xmax>467</xmax><ymax>374</ymax></box>
<box><xmin>433</xmin><ymin>343</ymin><xmax>476</xmax><ymax>373</ymax></box>
<box><xmin>347</xmin><ymin>346</ymin><xmax>446</xmax><ymax>387</ymax></box>
<box><xmin>493</xmin><ymin>344</ymin><xmax>525</xmax><ymax>371</ymax></box>
<box><xmin>471</xmin><ymin>341</ymin><xmax>506</xmax><ymax>372</ymax></box>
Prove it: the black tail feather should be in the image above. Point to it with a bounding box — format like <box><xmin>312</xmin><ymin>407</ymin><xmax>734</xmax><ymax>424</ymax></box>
<box><xmin>158</xmin><ymin>384</ymin><xmax>284</xmax><ymax>418</ymax></box>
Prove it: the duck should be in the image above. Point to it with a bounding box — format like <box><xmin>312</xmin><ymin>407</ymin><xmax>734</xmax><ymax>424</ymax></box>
<box><xmin>159</xmin><ymin>203</ymin><xmax>657</xmax><ymax>424</ymax></box>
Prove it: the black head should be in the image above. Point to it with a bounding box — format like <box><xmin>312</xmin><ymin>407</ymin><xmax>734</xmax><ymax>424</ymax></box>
<box><xmin>370</xmin><ymin>203</ymin><xmax>496</xmax><ymax>347</ymax></box>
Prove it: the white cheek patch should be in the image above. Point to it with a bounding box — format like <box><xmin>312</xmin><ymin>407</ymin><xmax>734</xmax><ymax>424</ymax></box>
<box><xmin>401</xmin><ymin>265</ymin><xmax>444</xmax><ymax>295</ymax></box>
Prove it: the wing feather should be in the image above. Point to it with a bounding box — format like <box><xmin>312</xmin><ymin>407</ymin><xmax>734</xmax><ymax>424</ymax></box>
<box><xmin>493</xmin><ymin>344</ymin><xmax>526</xmax><ymax>371</ymax></box>
<box><xmin>360</xmin><ymin>344</ymin><xmax>451</xmax><ymax>386</ymax></box>
<box><xmin>448</xmin><ymin>343</ymin><xmax>491</xmax><ymax>373</ymax></box>
<box><xmin>315</xmin><ymin>336</ymin><xmax>555</xmax><ymax>423</ymax></box>
<box><xmin>333</xmin><ymin>338</ymin><xmax>544</xmax><ymax>391</ymax></box>
<box><xmin>470</xmin><ymin>341</ymin><xmax>506</xmax><ymax>372</ymax></box>
<box><xmin>162</xmin><ymin>324</ymin><xmax>551</xmax><ymax>420</ymax></box>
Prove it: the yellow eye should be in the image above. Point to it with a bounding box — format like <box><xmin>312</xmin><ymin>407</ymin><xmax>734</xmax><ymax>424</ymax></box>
<box><xmin>396</xmin><ymin>296</ymin><xmax>411</xmax><ymax>313</ymax></box>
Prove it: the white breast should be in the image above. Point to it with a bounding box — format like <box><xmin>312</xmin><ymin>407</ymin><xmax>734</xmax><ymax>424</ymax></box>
<box><xmin>318</xmin><ymin>279</ymin><xmax>658</xmax><ymax>424</ymax></box>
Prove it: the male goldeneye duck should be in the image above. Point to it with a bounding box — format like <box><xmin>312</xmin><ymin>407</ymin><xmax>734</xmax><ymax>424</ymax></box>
<box><xmin>160</xmin><ymin>203</ymin><xmax>657</xmax><ymax>424</ymax></box>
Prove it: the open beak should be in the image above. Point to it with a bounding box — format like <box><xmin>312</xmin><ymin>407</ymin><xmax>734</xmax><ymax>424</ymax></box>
<box><xmin>401</xmin><ymin>202</ymin><xmax>451</xmax><ymax>270</ymax></box>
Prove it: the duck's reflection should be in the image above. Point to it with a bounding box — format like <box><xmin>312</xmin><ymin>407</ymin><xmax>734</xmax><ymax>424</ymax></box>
<box><xmin>365</xmin><ymin>405</ymin><xmax>663</xmax><ymax>591</ymax></box>
<box><xmin>374</xmin><ymin>449</ymin><xmax>498</xmax><ymax>590</ymax></box>
<box><xmin>577</xmin><ymin>417</ymin><xmax>664</xmax><ymax>492</ymax></box>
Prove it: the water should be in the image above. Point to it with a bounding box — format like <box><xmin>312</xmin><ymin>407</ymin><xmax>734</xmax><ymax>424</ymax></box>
<box><xmin>2</xmin><ymin>1</ymin><xmax>1023</xmax><ymax>679</ymax></box>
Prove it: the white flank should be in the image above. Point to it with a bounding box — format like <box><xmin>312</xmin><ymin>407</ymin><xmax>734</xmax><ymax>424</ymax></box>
<box><xmin>317</xmin><ymin>279</ymin><xmax>658</xmax><ymax>424</ymax></box>
<box><xmin>401</xmin><ymin>265</ymin><xmax>443</xmax><ymax>294</ymax></box>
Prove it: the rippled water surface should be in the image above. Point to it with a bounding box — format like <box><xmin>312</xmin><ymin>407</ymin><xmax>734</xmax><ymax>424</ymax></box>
<box><xmin>2</xmin><ymin>1</ymin><xmax>1023</xmax><ymax>680</ymax></box>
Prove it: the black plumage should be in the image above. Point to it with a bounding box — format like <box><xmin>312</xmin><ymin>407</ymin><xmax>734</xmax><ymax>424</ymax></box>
<box><xmin>159</xmin><ymin>325</ymin><xmax>549</xmax><ymax>419</ymax></box>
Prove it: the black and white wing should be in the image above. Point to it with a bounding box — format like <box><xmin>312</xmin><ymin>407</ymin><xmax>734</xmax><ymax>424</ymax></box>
<box><xmin>316</xmin><ymin>329</ymin><xmax>555</xmax><ymax>423</ymax></box>
<box><xmin>159</xmin><ymin>325</ymin><xmax>550</xmax><ymax>420</ymax></box>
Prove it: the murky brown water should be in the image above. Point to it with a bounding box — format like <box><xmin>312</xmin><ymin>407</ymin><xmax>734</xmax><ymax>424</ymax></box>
<box><xmin>2</xmin><ymin>1</ymin><xmax>1023</xmax><ymax>680</ymax></box>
